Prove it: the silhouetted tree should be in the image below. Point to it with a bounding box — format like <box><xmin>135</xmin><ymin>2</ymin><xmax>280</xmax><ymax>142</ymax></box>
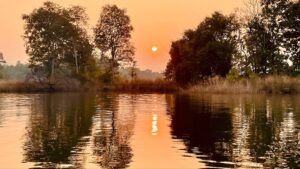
<box><xmin>259</xmin><ymin>0</ymin><xmax>291</xmax><ymax>74</ymax></box>
<box><xmin>231</xmin><ymin>0</ymin><xmax>262</xmax><ymax>76</ymax></box>
<box><xmin>234</xmin><ymin>0</ymin><xmax>299</xmax><ymax>76</ymax></box>
<box><xmin>245</xmin><ymin>17</ymin><xmax>274</xmax><ymax>75</ymax></box>
<box><xmin>165</xmin><ymin>12</ymin><xmax>239</xmax><ymax>85</ymax></box>
<box><xmin>23</xmin><ymin>1</ymin><xmax>96</xmax><ymax>85</ymax></box>
<box><xmin>282</xmin><ymin>1</ymin><xmax>300</xmax><ymax>73</ymax></box>
<box><xmin>94</xmin><ymin>5</ymin><xmax>135</xmax><ymax>80</ymax></box>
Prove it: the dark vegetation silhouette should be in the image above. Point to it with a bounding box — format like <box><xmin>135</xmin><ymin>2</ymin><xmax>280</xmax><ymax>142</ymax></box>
<box><xmin>23</xmin><ymin>93</ymin><xmax>134</xmax><ymax>168</ymax></box>
<box><xmin>165</xmin><ymin>12</ymin><xmax>239</xmax><ymax>85</ymax></box>
<box><xmin>23</xmin><ymin>94</ymin><xmax>97</xmax><ymax>168</ymax></box>
<box><xmin>0</xmin><ymin>0</ymin><xmax>299</xmax><ymax>93</ymax></box>
<box><xmin>168</xmin><ymin>94</ymin><xmax>300</xmax><ymax>168</ymax></box>
<box><xmin>166</xmin><ymin>0</ymin><xmax>300</xmax><ymax>86</ymax></box>
<box><xmin>22</xmin><ymin>2</ymin><xmax>98</xmax><ymax>87</ymax></box>
<box><xmin>94</xmin><ymin>5</ymin><xmax>135</xmax><ymax>83</ymax></box>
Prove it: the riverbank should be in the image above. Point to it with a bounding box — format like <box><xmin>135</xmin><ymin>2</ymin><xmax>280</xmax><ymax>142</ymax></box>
<box><xmin>111</xmin><ymin>78</ymin><xmax>178</xmax><ymax>93</ymax></box>
<box><xmin>0</xmin><ymin>80</ymin><xmax>96</xmax><ymax>93</ymax></box>
<box><xmin>185</xmin><ymin>76</ymin><xmax>300</xmax><ymax>94</ymax></box>
<box><xmin>0</xmin><ymin>76</ymin><xmax>299</xmax><ymax>94</ymax></box>
<box><xmin>0</xmin><ymin>81</ymin><xmax>45</xmax><ymax>93</ymax></box>
<box><xmin>0</xmin><ymin>79</ymin><xmax>178</xmax><ymax>93</ymax></box>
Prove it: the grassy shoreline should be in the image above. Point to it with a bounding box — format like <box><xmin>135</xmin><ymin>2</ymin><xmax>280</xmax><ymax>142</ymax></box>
<box><xmin>0</xmin><ymin>79</ymin><xmax>178</xmax><ymax>93</ymax></box>
<box><xmin>0</xmin><ymin>76</ymin><xmax>299</xmax><ymax>94</ymax></box>
<box><xmin>185</xmin><ymin>76</ymin><xmax>300</xmax><ymax>94</ymax></box>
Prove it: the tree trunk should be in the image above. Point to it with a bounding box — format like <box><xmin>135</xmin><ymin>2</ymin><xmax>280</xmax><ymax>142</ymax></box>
<box><xmin>50</xmin><ymin>43</ymin><xmax>56</xmax><ymax>86</ymax></box>
<box><xmin>50</xmin><ymin>57</ymin><xmax>55</xmax><ymax>85</ymax></box>
<box><xmin>110</xmin><ymin>48</ymin><xmax>116</xmax><ymax>82</ymax></box>
<box><xmin>74</xmin><ymin>49</ymin><xmax>79</xmax><ymax>73</ymax></box>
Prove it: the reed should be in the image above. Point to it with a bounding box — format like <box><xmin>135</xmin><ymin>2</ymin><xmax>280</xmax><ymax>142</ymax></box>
<box><xmin>0</xmin><ymin>76</ymin><xmax>299</xmax><ymax>94</ymax></box>
<box><xmin>185</xmin><ymin>76</ymin><xmax>300</xmax><ymax>94</ymax></box>
<box><xmin>0</xmin><ymin>80</ymin><xmax>46</xmax><ymax>92</ymax></box>
<box><xmin>111</xmin><ymin>78</ymin><xmax>178</xmax><ymax>93</ymax></box>
<box><xmin>0</xmin><ymin>80</ymin><xmax>87</xmax><ymax>92</ymax></box>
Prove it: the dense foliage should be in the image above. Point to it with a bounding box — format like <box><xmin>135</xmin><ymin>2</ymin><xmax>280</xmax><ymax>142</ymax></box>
<box><xmin>166</xmin><ymin>0</ymin><xmax>300</xmax><ymax>85</ymax></box>
<box><xmin>94</xmin><ymin>5</ymin><xmax>135</xmax><ymax>80</ymax></box>
<box><xmin>23</xmin><ymin>2</ymin><xmax>98</xmax><ymax>85</ymax></box>
<box><xmin>243</xmin><ymin>0</ymin><xmax>300</xmax><ymax>76</ymax></box>
<box><xmin>17</xmin><ymin>0</ymin><xmax>300</xmax><ymax>89</ymax></box>
<box><xmin>165</xmin><ymin>12</ymin><xmax>239</xmax><ymax>85</ymax></box>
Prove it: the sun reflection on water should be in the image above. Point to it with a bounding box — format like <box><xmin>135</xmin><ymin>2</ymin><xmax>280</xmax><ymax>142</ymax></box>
<box><xmin>152</xmin><ymin>112</ymin><xmax>158</xmax><ymax>136</ymax></box>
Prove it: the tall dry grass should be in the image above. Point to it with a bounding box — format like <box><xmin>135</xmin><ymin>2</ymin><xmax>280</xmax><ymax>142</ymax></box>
<box><xmin>111</xmin><ymin>78</ymin><xmax>178</xmax><ymax>93</ymax></box>
<box><xmin>0</xmin><ymin>80</ymin><xmax>90</xmax><ymax>92</ymax></box>
<box><xmin>0</xmin><ymin>80</ymin><xmax>48</xmax><ymax>92</ymax></box>
<box><xmin>0</xmin><ymin>79</ymin><xmax>177</xmax><ymax>93</ymax></box>
<box><xmin>185</xmin><ymin>76</ymin><xmax>300</xmax><ymax>94</ymax></box>
<box><xmin>0</xmin><ymin>76</ymin><xmax>299</xmax><ymax>94</ymax></box>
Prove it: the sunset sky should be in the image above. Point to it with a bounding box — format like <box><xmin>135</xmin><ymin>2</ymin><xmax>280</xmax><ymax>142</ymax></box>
<box><xmin>0</xmin><ymin>0</ymin><xmax>244</xmax><ymax>72</ymax></box>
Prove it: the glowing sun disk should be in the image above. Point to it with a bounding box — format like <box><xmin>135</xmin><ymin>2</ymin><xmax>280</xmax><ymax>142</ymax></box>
<box><xmin>152</xmin><ymin>46</ymin><xmax>158</xmax><ymax>52</ymax></box>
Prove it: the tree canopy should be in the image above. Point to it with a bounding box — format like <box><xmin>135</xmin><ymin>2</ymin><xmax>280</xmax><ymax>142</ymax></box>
<box><xmin>19</xmin><ymin>0</ymin><xmax>300</xmax><ymax>88</ymax></box>
<box><xmin>23</xmin><ymin>1</ymin><xmax>96</xmax><ymax>84</ymax></box>
<box><xmin>165</xmin><ymin>12</ymin><xmax>239</xmax><ymax>85</ymax></box>
<box><xmin>283</xmin><ymin>1</ymin><xmax>300</xmax><ymax>71</ymax></box>
<box><xmin>94</xmin><ymin>5</ymin><xmax>135</xmax><ymax>76</ymax></box>
<box><xmin>241</xmin><ymin>0</ymin><xmax>300</xmax><ymax>76</ymax></box>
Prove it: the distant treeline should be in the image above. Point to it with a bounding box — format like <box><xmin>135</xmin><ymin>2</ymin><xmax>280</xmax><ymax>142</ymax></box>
<box><xmin>0</xmin><ymin>62</ymin><xmax>29</xmax><ymax>80</ymax></box>
<box><xmin>165</xmin><ymin>0</ymin><xmax>300</xmax><ymax>85</ymax></box>
<box><xmin>120</xmin><ymin>68</ymin><xmax>162</xmax><ymax>80</ymax></box>
<box><xmin>0</xmin><ymin>62</ymin><xmax>162</xmax><ymax>81</ymax></box>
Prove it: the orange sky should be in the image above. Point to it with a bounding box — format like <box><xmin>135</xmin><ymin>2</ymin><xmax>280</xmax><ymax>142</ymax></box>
<box><xmin>0</xmin><ymin>0</ymin><xmax>243</xmax><ymax>72</ymax></box>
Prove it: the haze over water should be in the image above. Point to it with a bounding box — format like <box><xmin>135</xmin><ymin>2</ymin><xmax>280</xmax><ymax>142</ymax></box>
<box><xmin>0</xmin><ymin>93</ymin><xmax>299</xmax><ymax>168</ymax></box>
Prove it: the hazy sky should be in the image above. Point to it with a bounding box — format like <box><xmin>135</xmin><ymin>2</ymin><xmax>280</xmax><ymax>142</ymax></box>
<box><xmin>0</xmin><ymin>0</ymin><xmax>244</xmax><ymax>72</ymax></box>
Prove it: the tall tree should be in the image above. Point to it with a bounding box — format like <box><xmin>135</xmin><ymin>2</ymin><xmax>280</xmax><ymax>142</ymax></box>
<box><xmin>240</xmin><ymin>0</ymin><xmax>299</xmax><ymax>75</ymax></box>
<box><xmin>165</xmin><ymin>12</ymin><xmax>239</xmax><ymax>85</ymax></box>
<box><xmin>94</xmin><ymin>5</ymin><xmax>135</xmax><ymax>77</ymax></box>
<box><xmin>282</xmin><ymin>0</ymin><xmax>300</xmax><ymax>72</ymax></box>
<box><xmin>231</xmin><ymin>0</ymin><xmax>262</xmax><ymax>75</ymax></box>
<box><xmin>245</xmin><ymin>17</ymin><xmax>275</xmax><ymax>75</ymax></box>
<box><xmin>260</xmin><ymin>0</ymin><xmax>291</xmax><ymax>74</ymax></box>
<box><xmin>23</xmin><ymin>1</ymin><xmax>95</xmax><ymax>85</ymax></box>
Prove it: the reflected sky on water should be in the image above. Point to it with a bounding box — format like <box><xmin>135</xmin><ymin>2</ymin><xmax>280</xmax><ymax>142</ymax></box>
<box><xmin>0</xmin><ymin>93</ymin><xmax>299</xmax><ymax>168</ymax></box>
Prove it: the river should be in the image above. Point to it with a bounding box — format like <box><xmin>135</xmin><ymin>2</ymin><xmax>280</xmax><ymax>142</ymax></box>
<box><xmin>0</xmin><ymin>93</ymin><xmax>299</xmax><ymax>168</ymax></box>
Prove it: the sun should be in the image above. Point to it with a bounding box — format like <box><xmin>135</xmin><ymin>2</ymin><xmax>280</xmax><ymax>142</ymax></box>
<box><xmin>151</xmin><ymin>46</ymin><xmax>158</xmax><ymax>52</ymax></box>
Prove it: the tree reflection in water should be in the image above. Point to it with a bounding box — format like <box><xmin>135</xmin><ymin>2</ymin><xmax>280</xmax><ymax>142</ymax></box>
<box><xmin>23</xmin><ymin>93</ymin><xmax>96</xmax><ymax>168</ymax></box>
<box><xmin>92</xmin><ymin>94</ymin><xmax>135</xmax><ymax>169</ymax></box>
<box><xmin>20</xmin><ymin>93</ymin><xmax>300</xmax><ymax>168</ymax></box>
<box><xmin>23</xmin><ymin>93</ymin><xmax>135</xmax><ymax>169</ymax></box>
<box><xmin>169</xmin><ymin>94</ymin><xmax>233</xmax><ymax>168</ymax></box>
<box><xmin>169</xmin><ymin>94</ymin><xmax>300</xmax><ymax>168</ymax></box>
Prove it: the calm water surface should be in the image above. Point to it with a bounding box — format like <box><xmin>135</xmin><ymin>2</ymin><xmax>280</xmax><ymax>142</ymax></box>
<box><xmin>0</xmin><ymin>93</ymin><xmax>299</xmax><ymax>168</ymax></box>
